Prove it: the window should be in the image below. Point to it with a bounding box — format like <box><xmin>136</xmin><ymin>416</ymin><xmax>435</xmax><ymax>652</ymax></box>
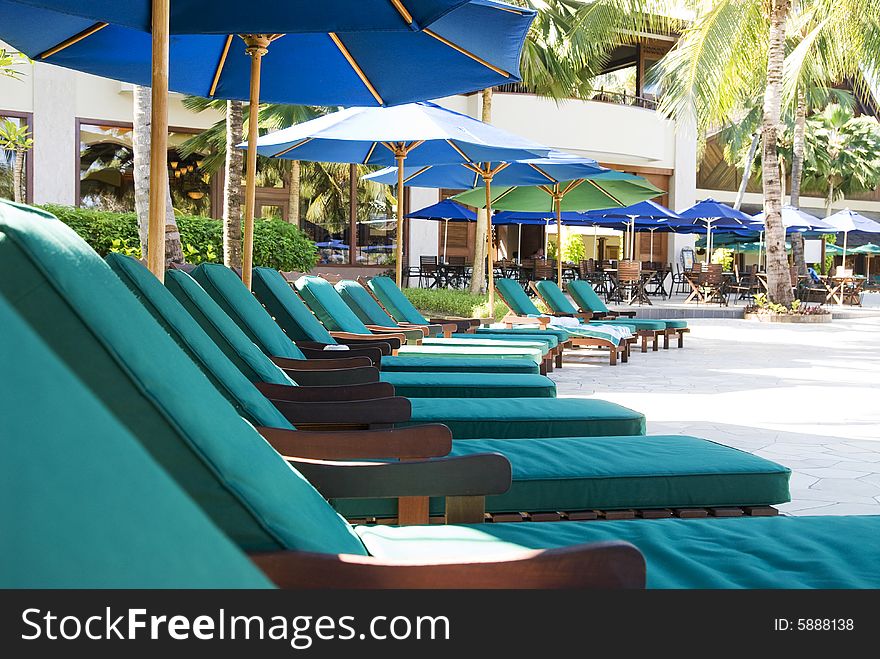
<box><xmin>78</xmin><ymin>120</ymin><xmax>212</xmax><ymax>215</ymax></box>
<box><xmin>0</xmin><ymin>111</ymin><xmax>33</xmax><ymax>204</ymax></box>
<box><xmin>298</xmin><ymin>163</ymin><xmax>397</xmax><ymax>267</ymax></box>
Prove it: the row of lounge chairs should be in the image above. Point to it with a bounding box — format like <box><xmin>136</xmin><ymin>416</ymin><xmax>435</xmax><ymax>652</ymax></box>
<box><xmin>4</xmin><ymin>198</ymin><xmax>880</xmax><ymax>589</ymax></box>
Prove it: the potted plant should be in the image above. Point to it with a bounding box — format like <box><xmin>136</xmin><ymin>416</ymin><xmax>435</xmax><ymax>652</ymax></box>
<box><xmin>743</xmin><ymin>294</ymin><xmax>832</xmax><ymax>323</ymax></box>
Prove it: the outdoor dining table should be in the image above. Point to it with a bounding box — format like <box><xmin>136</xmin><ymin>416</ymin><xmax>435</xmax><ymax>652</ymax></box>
<box><xmin>607</xmin><ymin>269</ymin><xmax>655</xmax><ymax>305</ymax></box>
<box><xmin>437</xmin><ymin>262</ymin><xmax>470</xmax><ymax>289</ymax></box>
<box><xmin>819</xmin><ymin>275</ymin><xmax>865</xmax><ymax>305</ymax></box>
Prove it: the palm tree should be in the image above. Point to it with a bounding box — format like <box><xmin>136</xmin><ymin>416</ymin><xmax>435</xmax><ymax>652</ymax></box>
<box><xmin>132</xmin><ymin>85</ymin><xmax>183</xmax><ymax>265</ymax></box>
<box><xmin>800</xmin><ymin>103</ymin><xmax>880</xmax><ymax>215</ymax></box>
<box><xmin>0</xmin><ymin>118</ymin><xmax>33</xmax><ymax>203</ymax></box>
<box><xmin>224</xmin><ymin>100</ymin><xmax>244</xmax><ymax>267</ymax></box>
<box><xmin>654</xmin><ymin>0</ymin><xmax>880</xmax><ymax>303</ymax></box>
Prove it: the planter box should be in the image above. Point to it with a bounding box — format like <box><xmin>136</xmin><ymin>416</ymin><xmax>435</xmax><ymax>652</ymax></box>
<box><xmin>743</xmin><ymin>312</ymin><xmax>832</xmax><ymax>324</ymax></box>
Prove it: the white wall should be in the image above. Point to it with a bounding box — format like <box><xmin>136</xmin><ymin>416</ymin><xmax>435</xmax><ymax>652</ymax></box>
<box><xmin>407</xmin><ymin>187</ymin><xmax>440</xmax><ymax>266</ymax></box>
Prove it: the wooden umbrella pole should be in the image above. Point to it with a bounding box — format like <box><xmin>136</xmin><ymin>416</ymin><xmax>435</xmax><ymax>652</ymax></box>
<box><xmin>395</xmin><ymin>152</ymin><xmax>406</xmax><ymax>287</ymax></box>
<box><xmin>242</xmin><ymin>35</ymin><xmax>271</xmax><ymax>291</ymax></box>
<box><xmin>147</xmin><ymin>0</ymin><xmax>170</xmax><ymax>281</ymax></box>
<box><xmin>484</xmin><ymin>174</ymin><xmax>495</xmax><ymax>314</ymax></box>
<box><xmin>555</xmin><ymin>194</ymin><xmax>563</xmax><ymax>284</ymax></box>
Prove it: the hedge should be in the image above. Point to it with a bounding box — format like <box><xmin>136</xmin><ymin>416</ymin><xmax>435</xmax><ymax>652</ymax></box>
<box><xmin>39</xmin><ymin>204</ymin><xmax>318</xmax><ymax>272</ymax></box>
<box><xmin>401</xmin><ymin>287</ymin><xmax>518</xmax><ymax>322</ymax></box>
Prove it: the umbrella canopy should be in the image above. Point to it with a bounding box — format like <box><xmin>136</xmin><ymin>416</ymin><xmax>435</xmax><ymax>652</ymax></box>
<box><xmin>824</xmin><ymin>242</ymin><xmax>845</xmax><ymax>255</ymax></box>
<box><xmin>254</xmin><ymin>102</ymin><xmax>552</xmax><ymax>301</ymax></box>
<box><xmin>366</xmin><ymin>151</ymin><xmax>655</xmax><ymax>283</ymax></box>
<box><xmin>0</xmin><ymin>0</ymin><xmax>535</xmax><ymax>285</ymax></box>
<box><xmin>750</xmin><ymin>205</ymin><xmax>833</xmax><ymax>232</ymax></box>
<box><xmin>822</xmin><ymin>209</ymin><xmax>880</xmax><ymax>273</ymax></box>
<box><xmin>0</xmin><ymin>0</ymin><xmax>532</xmax><ymax>106</ymax></box>
<box><xmin>584</xmin><ymin>200</ymin><xmax>682</xmax><ymax>260</ymax></box>
<box><xmin>407</xmin><ymin>199</ymin><xmax>477</xmax><ymax>221</ymax></box>
<box><xmin>667</xmin><ymin>198</ymin><xmax>752</xmax><ymax>263</ymax></box>
<box><xmin>7</xmin><ymin>0</ymin><xmax>473</xmax><ymax>32</ymax></box>
<box><xmin>851</xmin><ymin>242</ymin><xmax>880</xmax><ymax>255</ymax></box>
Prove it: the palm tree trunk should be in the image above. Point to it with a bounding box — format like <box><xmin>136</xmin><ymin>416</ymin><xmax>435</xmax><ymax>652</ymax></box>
<box><xmin>288</xmin><ymin>160</ymin><xmax>300</xmax><ymax>226</ymax></box>
<box><xmin>760</xmin><ymin>0</ymin><xmax>793</xmax><ymax>306</ymax></box>
<box><xmin>12</xmin><ymin>147</ymin><xmax>23</xmax><ymax>203</ymax></box>
<box><xmin>133</xmin><ymin>85</ymin><xmax>183</xmax><ymax>265</ymax></box>
<box><xmin>789</xmin><ymin>88</ymin><xmax>807</xmax><ymax>274</ymax></box>
<box><xmin>733</xmin><ymin>133</ymin><xmax>760</xmax><ymax>210</ymax></box>
<box><xmin>826</xmin><ymin>179</ymin><xmax>834</xmax><ymax>217</ymax></box>
<box><xmin>223</xmin><ymin>99</ymin><xmax>244</xmax><ymax>268</ymax></box>
<box><xmin>469</xmin><ymin>87</ymin><xmax>494</xmax><ymax>294</ymax></box>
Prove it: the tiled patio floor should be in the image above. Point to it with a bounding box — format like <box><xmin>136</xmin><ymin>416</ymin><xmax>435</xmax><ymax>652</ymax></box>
<box><xmin>550</xmin><ymin>315</ymin><xmax>880</xmax><ymax>515</ymax></box>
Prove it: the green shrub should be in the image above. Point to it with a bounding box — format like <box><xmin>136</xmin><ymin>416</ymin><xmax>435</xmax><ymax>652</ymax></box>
<box><xmin>401</xmin><ymin>287</ymin><xmax>510</xmax><ymax>321</ymax></box>
<box><xmin>38</xmin><ymin>204</ymin><xmax>317</xmax><ymax>272</ymax></box>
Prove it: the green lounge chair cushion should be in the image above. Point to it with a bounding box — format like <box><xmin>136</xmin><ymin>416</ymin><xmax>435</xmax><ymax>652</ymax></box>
<box><xmin>405</xmin><ymin>398</ymin><xmax>645</xmax><ymax>439</ymax></box>
<box><xmin>380</xmin><ymin>355</ymin><xmax>539</xmax><ymax>374</ymax></box>
<box><xmin>567</xmin><ymin>278</ymin><xmax>612</xmax><ymax>314</ymax></box>
<box><xmin>335</xmin><ymin>279</ymin><xmax>401</xmax><ymax>327</ymax></box>
<box><xmin>355</xmin><ymin>516</ymin><xmax>880</xmax><ymax>588</ymax></box>
<box><xmin>474</xmin><ymin>327</ymin><xmax>571</xmax><ymax>344</ymax></box>
<box><xmin>450</xmin><ymin>332</ymin><xmax>557</xmax><ymax>350</ymax></box>
<box><xmin>1</xmin><ymin>295</ymin><xmax>273</xmax><ymax>588</ymax></box>
<box><xmin>535</xmin><ymin>279</ymin><xmax>581</xmax><ymax>314</ymax></box>
<box><xmin>107</xmin><ymin>254</ymin><xmax>294</xmax><ymax>428</ymax></box>
<box><xmin>295</xmin><ymin>275</ymin><xmax>375</xmax><ymax>334</ymax></box>
<box><xmin>165</xmin><ymin>269</ymin><xmax>295</xmax><ymax>386</ymax></box>
<box><xmin>192</xmin><ymin>263</ymin><xmax>306</xmax><ymax>359</ymax></box>
<box><xmin>0</xmin><ymin>200</ymin><xmax>367</xmax><ymax>557</ymax></box>
<box><xmin>253</xmin><ymin>266</ymin><xmax>336</xmax><ymax>343</ymax></box>
<box><xmin>590</xmin><ymin>318</ymin><xmax>667</xmax><ymax>331</ymax></box>
<box><xmin>332</xmin><ymin>434</ymin><xmax>790</xmax><ymax>518</ymax></box>
<box><xmin>496</xmin><ymin>277</ymin><xmax>541</xmax><ymax>315</ymax></box>
<box><xmin>368</xmin><ymin>275</ymin><xmax>432</xmax><ymax>325</ymax></box>
<box><xmin>567</xmin><ymin>279</ymin><xmax>688</xmax><ymax>330</ymax></box>
<box><xmin>380</xmin><ymin>372</ymin><xmax>556</xmax><ymax>399</ymax></box>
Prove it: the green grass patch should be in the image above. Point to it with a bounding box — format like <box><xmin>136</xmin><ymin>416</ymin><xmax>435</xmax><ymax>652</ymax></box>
<box><xmin>401</xmin><ymin>287</ymin><xmax>551</xmax><ymax>322</ymax></box>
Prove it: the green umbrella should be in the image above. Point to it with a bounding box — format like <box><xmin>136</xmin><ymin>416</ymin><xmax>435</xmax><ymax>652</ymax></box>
<box><xmin>851</xmin><ymin>243</ymin><xmax>880</xmax><ymax>279</ymax></box>
<box><xmin>453</xmin><ymin>177</ymin><xmax>662</xmax><ymax>274</ymax></box>
<box><xmin>824</xmin><ymin>242</ymin><xmax>845</xmax><ymax>255</ymax></box>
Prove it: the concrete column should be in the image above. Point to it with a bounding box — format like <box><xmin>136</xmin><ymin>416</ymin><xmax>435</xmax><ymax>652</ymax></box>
<box><xmin>31</xmin><ymin>63</ymin><xmax>77</xmax><ymax>205</ymax></box>
<box><xmin>406</xmin><ymin>187</ymin><xmax>440</xmax><ymax>267</ymax></box>
<box><xmin>667</xmin><ymin>117</ymin><xmax>698</xmax><ymax>268</ymax></box>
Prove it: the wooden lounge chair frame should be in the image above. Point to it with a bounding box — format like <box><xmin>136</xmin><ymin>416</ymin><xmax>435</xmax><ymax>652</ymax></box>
<box><xmin>494</xmin><ymin>283</ymin><xmax>628</xmax><ymax>366</ymax></box>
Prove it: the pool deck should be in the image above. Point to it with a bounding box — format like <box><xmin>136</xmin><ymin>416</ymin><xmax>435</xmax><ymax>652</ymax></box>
<box><xmin>551</xmin><ymin>313</ymin><xmax>880</xmax><ymax>516</ymax></box>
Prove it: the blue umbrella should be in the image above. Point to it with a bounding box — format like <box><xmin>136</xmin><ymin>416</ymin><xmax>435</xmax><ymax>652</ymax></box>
<box><xmin>253</xmin><ymin>103</ymin><xmax>552</xmax><ymax>299</ymax></box>
<box><xmin>669</xmin><ymin>199</ymin><xmax>752</xmax><ymax>264</ymax></box>
<box><xmin>585</xmin><ymin>200</ymin><xmax>682</xmax><ymax>261</ymax></box>
<box><xmin>407</xmin><ymin>199</ymin><xmax>475</xmax><ymax>261</ymax></box>
<box><xmin>363</xmin><ymin>150</ymin><xmax>656</xmax><ymax>285</ymax></box>
<box><xmin>0</xmin><ymin>0</ymin><xmax>535</xmax><ymax>284</ymax></box>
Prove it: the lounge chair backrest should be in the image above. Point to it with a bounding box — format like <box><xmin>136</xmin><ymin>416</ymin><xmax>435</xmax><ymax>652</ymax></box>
<box><xmin>294</xmin><ymin>275</ymin><xmax>373</xmax><ymax>334</ymax></box>
<box><xmin>495</xmin><ymin>278</ymin><xmax>541</xmax><ymax>315</ymax></box>
<box><xmin>566</xmin><ymin>279</ymin><xmax>610</xmax><ymax>315</ymax></box>
<box><xmin>252</xmin><ymin>267</ymin><xmax>337</xmax><ymax>343</ymax></box>
<box><xmin>1</xmin><ymin>295</ymin><xmax>273</xmax><ymax>588</ymax></box>
<box><xmin>0</xmin><ymin>200</ymin><xmax>367</xmax><ymax>556</ymax></box>
<box><xmin>368</xmin><ymin>275</ymin><xmax>429</xmax><ymax>325</ymax></box>
<box><xmin>335</xmin><ymin>279</ymin><xmax>398</xmax><ymax>326</ymax></box>
<box><xmin>164</xmin><ymin>269</ymin><xmax>297</xmax><ymax>387</ymax></box>
<box><xmin>534</xmin><ymin>280</ymin><xmax>579</xmax><ymax>314</ymax></box>
<box><xmin>108</xmin><ymin>255</ymin><xmax>295</xmax><ymax>428</ymax></box>
<box><xmin>192</xmin><ymin>263</ymin><xmax>306</xmax><ymax>361</ymax></box>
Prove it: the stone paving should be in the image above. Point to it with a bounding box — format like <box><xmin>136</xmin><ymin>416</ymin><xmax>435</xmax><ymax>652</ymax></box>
<box><xmin>549</xmin><ymin>315</ymin><xmax>880</xmax><ymax>516</ymax></box>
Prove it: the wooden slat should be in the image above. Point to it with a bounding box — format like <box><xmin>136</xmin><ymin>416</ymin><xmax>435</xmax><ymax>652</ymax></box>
<box><xmin>602</xmin><ymin>510</ymin><xmax>636</xmax><ymax>521</ymax></box>
<box><xmin>565</xmin><ymin>511</ymin><xmax>600</xmax><ymax>521</ymax></box>
<box><xmin>744</xmin><ymin>506</ymin><xmax>780</xmax><ymax>517</ymax></box>
<box><xmin>530</xmin><ymin>512</ymin><xmax>563</xmax><ymax>522</ymax></box>
<box><xmin>489</xmin><ymin>512</ymin><xmax>527</xmax><ymax>523</ymax></box>
<box><xmin>675</xmin><ymin>508</ymin><xmax>710</xmax><ymax>518</ymax></box>
<box><xmin>398</xmin><ymin>496</ymin><xmax>430</xmax><ymax>526</ymax></box>
<box><xmin>638</xmin><ymin>509</ymin><xmax>674</xmax><ymax>519</ymax></box>
<box><xmin>710</xmin><ymin>507</ymin><xmax>745</xmax><ymax>518</ymax></box>
<box><xmin>446</xmin><ymin>495</ymin><xmax>486</xmax><ymax>525</ymax></box>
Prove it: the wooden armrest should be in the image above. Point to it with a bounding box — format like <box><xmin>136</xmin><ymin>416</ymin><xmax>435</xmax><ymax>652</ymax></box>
<box><xmin>256</xmin><ymin>424</ymin><xmax>452</xmax><ymax>460</ymax></box>
<box><xmin>250</xmin><ymin>542</ymin><xmax>646</xmax><ymax>589</ymax></box>
<box><xmin>289</xmin><ymin>453</ymin><xmax>511</xmax><ymax>500</ymax></box>
<box><xmin>365</xmin><ymin>326</ymin><xmax>415</xmax><ymax>343</ymax></box>
<box><xmin>399</xmin><ymin>322</ymin><xmax>448</xmax><ymax>337</ymax></box>
<box><xmin>272</xmin><ymin>355</ymin><xmax>373</xmax><ymax>370</ymax></box>
<box><xmin>615</xmin><ymin>311</ymin><xmax>637</xmax><ymax>318</ymax></box>
<box><xmin>294</xmin><ymin>342</ymin><xmax>384</xmax><ymax>365</ymax></box>
<box><xmin>502</xmin><ymin>313</ymin><xmax>550</xmax><ymax>329</ymax></box>
<box><xmin>255</xmin><ymin>381</ymin><xmax>394</xmax><ymax>402</ymax></box>
<box><xmin>429</xmin><ymin>319</ymin><xmax>470</xmax><ymax>335</ymax></box>
<box><xmin>332</xmin><ymin>331</ymin><xmax>403</xmax><ymax>350</ymax></box>
<box><xmin>267</xmin><ymin>396</ymin><xmax>412</xmax><ymax>426</ymax></box>
<box><xmin>280</xmin><ymin>367</ymin><xmax>379</xmax><ymax>387</ymax></box>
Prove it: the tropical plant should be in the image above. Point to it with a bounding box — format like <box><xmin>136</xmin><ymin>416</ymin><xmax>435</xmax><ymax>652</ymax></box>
<box><xmin>800</xmin><ymin>104</ymin><xmax>880</xmax><ymax>216</ymax></box>
<box><xmin>0</xmin><ymin>118</ymin><xmax>33</xmax><ymax>203</ymax></box>
<box><xmin>653</xmin><ymin>0</ymin><xmax>880</xmax><ymax>303</ymax></box>
<box><xmin>0</xmin><ymin>48</ymin><xmax>27</xmax><ymax>79</ymax></box>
